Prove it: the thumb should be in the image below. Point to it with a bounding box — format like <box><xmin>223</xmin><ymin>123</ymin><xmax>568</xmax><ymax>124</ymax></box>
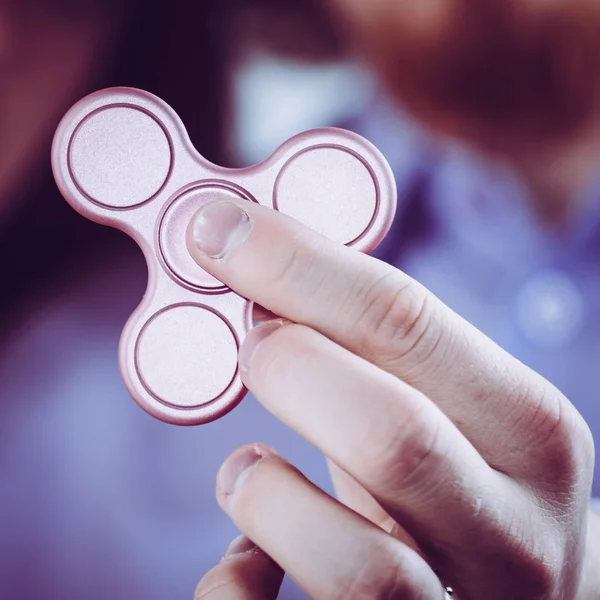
<box><xmin>194</xmin><ymin>536</ymin><xmax>283</xmax><ymax>600</ymax></box>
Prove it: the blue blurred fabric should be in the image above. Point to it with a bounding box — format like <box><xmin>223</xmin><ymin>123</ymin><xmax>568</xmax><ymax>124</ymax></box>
<box><xmin>1</xmin><ymin>99</ymin><xmax>600</xmax><ymax>599</ymax></box>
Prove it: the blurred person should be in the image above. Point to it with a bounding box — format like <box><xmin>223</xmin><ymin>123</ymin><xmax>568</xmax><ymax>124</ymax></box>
<box><xmin>193</xmin><ymin>1</ymin><xmax>600</xmax><ymax>599</ymax></box>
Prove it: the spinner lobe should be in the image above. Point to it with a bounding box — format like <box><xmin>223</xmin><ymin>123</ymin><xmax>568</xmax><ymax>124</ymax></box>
<box><xmin>68</xmin><ymin>105</ymin><xmax>173</xmax><ymax>209</ymax></box>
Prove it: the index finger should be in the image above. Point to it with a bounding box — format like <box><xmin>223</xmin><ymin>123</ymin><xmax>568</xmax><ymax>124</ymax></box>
<box><xmin>187</xmin><ymin>198</ymin><xmax>588</xmax><ymax>481</ymax></box>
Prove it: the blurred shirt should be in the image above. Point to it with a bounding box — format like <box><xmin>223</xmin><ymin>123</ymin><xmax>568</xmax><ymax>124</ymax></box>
<box><xmin>2</xmin><ymin>97</ymin><xmax>600</xmax><ymax>600</ymax></box>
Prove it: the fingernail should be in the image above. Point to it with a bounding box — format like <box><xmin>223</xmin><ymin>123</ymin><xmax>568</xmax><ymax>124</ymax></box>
<box><xmin>218</xmin><ymin>445</ymin><xmax>264</xmax><ymax>496</ymax></box>
<box><xmin>223</xmin><ymin>535</ymin><xmax>258</xmax><ymax>559</ymax></box>
<box><xmin>188</xmin><ymin>200</ymin><xmax>252</xmax><ymax>260</ymax></box>
<box><xmin>239</xmin><ymin>320</ymin><xmax>285</xmax><ymax>373</ymax></box>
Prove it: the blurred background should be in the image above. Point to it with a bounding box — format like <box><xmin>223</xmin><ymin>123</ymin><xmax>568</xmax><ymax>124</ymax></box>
<box><xmin>1</xmin><ymin>0</ymin><xmax>600</xmax><ymax>598</ymax></box>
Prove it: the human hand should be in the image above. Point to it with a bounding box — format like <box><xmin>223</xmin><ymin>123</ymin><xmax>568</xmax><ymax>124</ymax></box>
<box><xmin>191</xmin><ymin>198</ymin><xmax>600</xmax><ymax>599</ymax></box>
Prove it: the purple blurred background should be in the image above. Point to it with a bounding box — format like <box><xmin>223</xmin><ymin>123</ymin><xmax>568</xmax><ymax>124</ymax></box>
<box><xmin>1</xmin><ymin>1</ymin><xmax>600</xmax><ymax>598</ymax></box>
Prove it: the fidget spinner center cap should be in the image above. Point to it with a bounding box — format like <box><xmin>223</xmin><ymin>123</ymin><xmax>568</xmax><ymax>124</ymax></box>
<box><xmin>158</xmin><ymin>184</ymin><xmax>254</xmax><ymax>293</ymax></box>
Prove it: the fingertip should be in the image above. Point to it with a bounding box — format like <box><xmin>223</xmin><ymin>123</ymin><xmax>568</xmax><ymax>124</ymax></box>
<box><xmin>223</xmin><ymin>535</ymin><xmax>259</xmax><ymax>560</ymax></box>
<box><xmin>186</xmin><ymin>199</ymin><xmax>253</xmax><ymax>262</ymax></box>
<box><xmin>215</xmin><ymin>444</ymin><xmax>279</xmax><ymax>506</ymax></box>
<box><xmin>238</xmin><ymin>320</ymin><xmax>287</xmax><ymax>376</ymax></box>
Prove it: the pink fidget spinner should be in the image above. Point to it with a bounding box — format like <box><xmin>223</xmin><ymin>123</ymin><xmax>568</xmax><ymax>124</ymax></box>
<box><xmin>51</xmin><ymin>87</ymin><xmax>397</xmax><ymax>425</ymax></box>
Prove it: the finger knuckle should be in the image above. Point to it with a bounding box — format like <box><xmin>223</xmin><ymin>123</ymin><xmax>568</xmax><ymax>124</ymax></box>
<box><xmin>547</xmin><ymin>408</ymin><xmax>595</xmax><ymax>490</ymax></box>
<box><xmin>394</xmin><ymin>417</ymin><xmax>447</xmax><ymax>497</ymax></box>
<box><xmin>513</xmin><ymin>378</ymin><xmax>594</xmax><ymax>489</ymax></box>
<box><xmin>512</xmin><ymin>540</ymin><xmax>562</xmax><ymax>598</ymax></box>
<box><xmin>475</xmin><ymin>508</ymin><xmax>563</xmax><ymax>598</ymax></box>
<box><xmin>522</xmin><ymin>559</ymin><xmax>558</xmax><ymax>598</ymax></box>
<box><xmin>361</xmin><ymin>400</ymin><xmax>447</xmax><ymax>498</ymax></box>
<box><xmin>354</xmin><ymin>273</ymin><xmax>441</xmax><ymax>368</ymax></box>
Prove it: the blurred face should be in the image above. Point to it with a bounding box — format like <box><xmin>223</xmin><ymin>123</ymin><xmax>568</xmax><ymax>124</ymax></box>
<box><xmin>0</xmin><ymin>0</ymin><xmax>131</xmax><ymax>217</ymax></box>
<box><xmin>331</xmin><ymin>0</ymin><xmax>600</xmax><ymax>152</ymax></box>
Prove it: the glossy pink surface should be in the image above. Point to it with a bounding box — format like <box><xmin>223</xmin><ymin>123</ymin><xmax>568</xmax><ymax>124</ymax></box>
<box><xmin>51</xmin><ymin>87</ymin><xmax>397</xmax><ymax>425</ymax></box>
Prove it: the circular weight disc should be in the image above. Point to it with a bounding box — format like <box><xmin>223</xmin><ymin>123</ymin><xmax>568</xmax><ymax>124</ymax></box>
<box><xmin>135</xmin><ymin>304</ymin><xmax>239</xmax><ymax>410</ymax></box>
<box><xmin>68</xmin><ymin>105</ymin><xmax>172</xmax><ymax>208</ymax></box>
<box><xmin>273</xmin><ymin>145</ymin><xmax>378</xmax><ymax>245</ymax></box>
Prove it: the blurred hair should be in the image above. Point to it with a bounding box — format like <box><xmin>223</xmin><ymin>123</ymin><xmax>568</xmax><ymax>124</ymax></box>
<box><xmin>332</xmin><ymin>0</ymin><xmax>600</xmax><ymax>151</ymax></box>
<box><xmin>210</xmin><ymin>0</ymin><xmax>600</xmax><ymax>150</ymax></box>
